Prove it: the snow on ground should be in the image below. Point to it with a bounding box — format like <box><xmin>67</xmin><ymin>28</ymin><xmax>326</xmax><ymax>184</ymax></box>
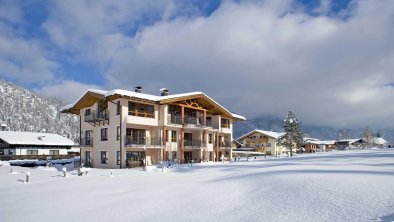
<box><xmin>1</xmin><ymin>149</ymin><xmax>394</xmax><ymax>222</ymax></box>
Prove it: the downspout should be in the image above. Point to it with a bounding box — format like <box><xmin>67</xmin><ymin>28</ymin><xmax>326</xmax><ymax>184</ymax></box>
<box><xmin>120</xmin><ymin>101</ymin><xmax>122</xmax><ymax>169</ymax></box>
<box><xmin>79</xmin><ymin>116</ymin><xmax>82</xmax><ymax>166</ymax></box>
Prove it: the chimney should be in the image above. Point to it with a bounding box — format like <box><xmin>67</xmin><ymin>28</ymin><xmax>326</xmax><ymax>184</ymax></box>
<box><xmin>135</xmin><ymin>86</ymin><xmax>142</xmax><ymax>93</ymax></box>
<box><xmin>0</xmin><ymin>124</ymin><xmax>7</xmax><ymax>131</ymax></box>
<box><xmin>160</xmin><ymin>88</ymin><xmax>169</xmax><ymax>96</ymax></box>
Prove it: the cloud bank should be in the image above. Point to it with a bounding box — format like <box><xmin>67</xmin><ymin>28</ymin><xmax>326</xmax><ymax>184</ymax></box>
<box><xmin>1</xmin><ymin>0</ymin><xmax>394</xmax><ymax>128</ymax></box>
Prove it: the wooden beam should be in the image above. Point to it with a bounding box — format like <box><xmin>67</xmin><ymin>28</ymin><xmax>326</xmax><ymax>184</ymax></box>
<box><xmin>168</xmin><ymin>103</ymin><xmax>208</xmax><ymax>112</ymax></box>
<box><xmin>163</xmin><ymin>126</ymin><xmax>167</xmax><ymax>161</ymax></box>
<box><xmin>216</xmin><ymin>132</ymin><xmax>219</xmax><ymax>162</ymax></box>
<box><xmin>181</xmin><ymin>106</ymin><xmax>185</xmax><ymax>164</ymax></box>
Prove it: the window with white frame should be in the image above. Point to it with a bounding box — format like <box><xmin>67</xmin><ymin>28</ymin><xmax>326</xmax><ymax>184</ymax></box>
<box><xmin>101</xmin><ymin>128</ymin><xmax>108</xmax><ymax>141</ymax></box>
<box><xmin>49</xmin><ymin>150</ymin><xmax>59</xmax><ymax>155</ymax></box>
<box><xmin>101</xmin><ymin>151</ymin><xmax>108</xmax><ymax>164</ymax></box>
<box><xmin>27</xmin><ymin>150</ymin><xmax>38</xmax><ymax>155</ymax></box>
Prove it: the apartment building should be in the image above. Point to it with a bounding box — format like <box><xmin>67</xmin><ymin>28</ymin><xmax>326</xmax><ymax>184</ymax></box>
<box><xmin>61</xmin><ymin>87</ymin><xmax>245</xmax><ymax>169</ymax></box>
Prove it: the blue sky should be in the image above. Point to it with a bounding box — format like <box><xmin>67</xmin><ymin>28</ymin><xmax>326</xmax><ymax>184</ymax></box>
<box><xmin>0</xmin><ymin>0</ymin><xmax>393</xmax><ymax>128</ymax></box>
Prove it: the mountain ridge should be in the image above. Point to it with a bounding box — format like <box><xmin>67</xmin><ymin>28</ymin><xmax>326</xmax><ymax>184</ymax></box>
<box><xmin>0</xmin><ymin>80</ymin><xmax>79</xmax><ymax>142</ymax></box>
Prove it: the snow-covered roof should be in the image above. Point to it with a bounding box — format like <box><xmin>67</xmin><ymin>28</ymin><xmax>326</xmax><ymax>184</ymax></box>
<box><xmin>237</xmin><ymin>129</ymin><xmax>285</xmax><ymax>141</ymax></box>
<box><xmin>62</xmin><ymin>89</ymin><xmax>246</xmax><ymax>120</ymax></box>
<box><xmin>373</xmin><ymin>137</ymin><xmax>388</xmax><ymax>145</ymax></box>
<box><xmin>336</xmin><ymin>138</ymin><xmax>362</xmax><ymax>144</ymax></box>
<box><xmin>306</xmin><ymin>140</ymin><xmax>336</xmax><ymax>145</ymax></box>
<box><xmin>0</xmin><ymin>131</ymin><xmax>75</xmax><ymax>146</ymax></box>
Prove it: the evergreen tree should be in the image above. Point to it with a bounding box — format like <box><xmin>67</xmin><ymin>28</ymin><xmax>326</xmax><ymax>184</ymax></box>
<box><xmin>278</xmin><ymin>111</ymin><xmax>303</xmax><ymax>157</ymax></box>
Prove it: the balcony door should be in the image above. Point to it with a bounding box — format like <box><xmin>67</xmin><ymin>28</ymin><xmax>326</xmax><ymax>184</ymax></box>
<box><xmin>126</xmin><ymin>128</ymin><xmax>146</xmax><ymax>145</ymax></box>
<box><xmin>184</xmin><ymin>133</ymin><xmax>193</xmax><ymax>146</ymax></box>
<box><xmin>85</xmin><ymin>130</ymin><xmax>92</xmax><ymax>144</ymax></box>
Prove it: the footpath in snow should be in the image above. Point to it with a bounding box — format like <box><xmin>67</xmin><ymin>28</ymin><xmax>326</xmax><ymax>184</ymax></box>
<box><xmin>1</xmin><ymin>149</ymin><xmax>394</xmax><ymax>222</ymax></box>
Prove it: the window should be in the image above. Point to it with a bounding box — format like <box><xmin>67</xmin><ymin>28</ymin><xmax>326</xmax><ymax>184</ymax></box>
<box><xmin>171</xmin><ymin>131</ymin><xmax>177</xmax><ymax>142</ymax></box>
<box><xmin>116</xmin><ymin>126</ymin><xmax>120</xmax><ymax>141</ymax></box>
<box><xmin>8</xmin><ymin>149</ymin><xmax>14</xmax><ymax>155</ymax></box>
<box><xmin>85</xmin><ymin>108</ymin><xmax>91</xmax><ymax>116</ymax></box>
<box><xmin>126</xmin><ymin>128</ymin><xmax>146</xmax><ymax>145</ymax></box>
<box><xmin>266</xmin><ymin>143</ymin><xmax>271</xmax><ymax>147</ymax></box>
<box><xmin>128</xmin><ymin>102</ymin><xmax>154</xmax><ymax>118</ymax></box>
<box><xmin>220</xmin><ymin>118</ymin><xmax>230</xmax><ymax>128</ymax></box>
<box><xmin>165</xmin><ymin>130</ymin><xmax>169</xmax><ymax>142</ymax></box>
<box><xmin>101</xmin><ymin>128</ymin><xmax>108</xmax><ymax>141</ymax></box>
<box><xmin>27</xmin><ymin>150</ymin><xmax>38</xmax><ymax>155</ymax></box>
<box><xmin>116</xmin><ymin>151</ymin><xmax>121</xmax><ymax>165</ymax></box>
<box><xmin>208</xmin><ymin>134</ymin><xmax>213</xmax><ymax>144</ymax></box>
<box><xmin>116</xmin><ymin>101</ymin><xmax>121</xmax><ymax>115</ymax></box>
<box><xmin>49</xmin><ymin>150</ymin><xmax>59</xmax><ymax>155</ymax></box>
<box><xmin>101</xmin><ymin>151</ymin><xmax>108</xmax><ymax>164</ymax></box>
<box><xmin>206</xmin><ymin>116</ymin><xmax>212</xmax><ymax>127</ymax></box>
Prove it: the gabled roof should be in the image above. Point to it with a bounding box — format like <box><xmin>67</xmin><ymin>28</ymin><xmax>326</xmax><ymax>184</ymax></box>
<box><xmin>373</xmin><ymin>137</ymin><xmax>388</xmax><ymax>145</ymax></box>
<box><xmin>0</xmin><ymin>131</ymin><xmax>75</xmax><ymax>146</ymax></box>
<box><xmin>61</xmin><ymin>89</ymin><xmax>246</xmax><ymax>121</ymax></box>
<box><xmin>306</xmin><ymin>140</ymin><xmax>336</xmax><ymax>145</ymax></box>
<box><xmin>236</xmin><ymin>129</ymin><xmax>285</xmax><ymax>141</ymax></box>
<box><xmin>336</xmin><ymin>138</ymin><xmax>363</xmax><ymax>144</ymax></box>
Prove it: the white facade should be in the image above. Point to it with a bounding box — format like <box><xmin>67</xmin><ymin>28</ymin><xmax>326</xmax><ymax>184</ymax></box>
<box><xmin>63</xmin><ymin>89</ymin><xmax>245</xmax><ymax>169</ymax></box>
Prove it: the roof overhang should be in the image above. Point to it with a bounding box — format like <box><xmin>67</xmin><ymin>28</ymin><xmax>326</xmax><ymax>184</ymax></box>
<box><xmin>61</xmin><ymin>91</ymin><xmax>106</xmax><ymax>115</ymax></box>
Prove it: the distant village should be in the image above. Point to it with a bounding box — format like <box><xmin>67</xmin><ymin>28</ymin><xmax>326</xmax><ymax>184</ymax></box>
<box><xmin>0</xmin><ymin>86</ymin><xmax>391</xmax><ymax>168</ymax></box>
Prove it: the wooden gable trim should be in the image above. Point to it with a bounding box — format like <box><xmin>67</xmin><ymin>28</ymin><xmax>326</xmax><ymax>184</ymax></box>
<box><xmin>161</xmin><ymin>94</ymin><xmax>233</xmax><ymax>118</ymax></box>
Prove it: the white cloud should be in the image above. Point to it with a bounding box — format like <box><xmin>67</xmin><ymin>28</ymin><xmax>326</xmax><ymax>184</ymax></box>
<box><xmin>35</xmin><ymin>80</ymin><xmax>102</xmax><ymax>103</ymax></box>
<box><xmin>0</xmin><ymin>1</ymin><xmax>57</xmax><ymax>84</ymax></box>
<box><xmin>27</xmin><ymin>0</ymin><xmax>394</xmax><ymax>128</ymax></box>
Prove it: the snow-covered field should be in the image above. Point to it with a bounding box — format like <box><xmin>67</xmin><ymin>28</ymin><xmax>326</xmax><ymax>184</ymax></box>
<box><xmin>1</xmin><ymin>149</ymin><xmax>394</xmax><ymax>222</ymax></box>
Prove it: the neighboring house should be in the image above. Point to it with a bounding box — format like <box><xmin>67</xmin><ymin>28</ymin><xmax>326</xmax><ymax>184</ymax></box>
<box><xmin>372</xmin><ymin>137</ymin><xmax>388</xmax><ymax>148</ymax></box>
<box><xmin>61</xmin><ymin>87</ymin><xmax>245</xmax><ymax>169</ymax></box>
<box><xmin>0</xmin><ymin>131</ymin><xmax>75</xmax><ymax>159</ymax></box>
<box><xmin>304</xmin><ymin>138</ymin><xmax>336</xmax><ymax>152</ymax></box>
<box><xmin>335</xmin><ymin>138</ymin><xmax>364</xmax><ymax>150</ymax></box>
<box><xmin>236</xmin><ymin>129</ymin><xmax>288</xmax><ymax>156</ymax></box>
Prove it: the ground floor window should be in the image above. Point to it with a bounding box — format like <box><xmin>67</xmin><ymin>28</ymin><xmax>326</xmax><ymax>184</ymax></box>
<box><xmin>85</xmin><ymin>151</ymin><xmax>91</xmax><ymax>166</ymax></box>
<box><xmin>126</xmin><ymin>151</ymin><xmax>145</xmax><ymax>168</ymax></box>
<box><xmin>101</xmin><ymin>151</ymin><xmax>108</xmax><ymax>164</ymax></box>
<box><xmin>8</xmin><ymin>149</ymin><xmax>14</xmax><ymax>155</ymax></box>
<box><xmin>49</xmin><ymin>150</ymin><xmax>59</xmax><ymax>155</ymax></box>
<box><xmin>184</xmin><ymin>151</ymin><xmax>193</xmax><ymax>163</ymax></box>
<box><xmin>26</xmin><ymin>150</ymin><xmax>38</xmax><ymax>155</ymax></box>
<box><xmin>116</xmin><ymin>151</ymin><xmax>121</xmax><ymax>165</ymax></box>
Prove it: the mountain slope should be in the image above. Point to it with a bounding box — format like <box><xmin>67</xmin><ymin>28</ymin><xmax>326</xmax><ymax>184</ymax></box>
<box><xmin>0</xmin><ymin>80</ymin><xmax>79</xmax><ymax>141</ymax></box>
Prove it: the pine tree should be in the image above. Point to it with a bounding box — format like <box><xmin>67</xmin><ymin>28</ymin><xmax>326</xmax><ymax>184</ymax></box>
<box><xmin>278</xmin><ymin>111</ymin><xmax>303</xmax><ymax>157</ymax></box>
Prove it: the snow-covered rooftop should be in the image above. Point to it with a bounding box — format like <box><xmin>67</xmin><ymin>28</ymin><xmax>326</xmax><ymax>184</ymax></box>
<box><xmin>237</xmin><ymin>129</ymin><xmax>285</xmax><ymax>141</ymax></box>
<box><xmin>62</xmin><ymin>89</ymin><xmax>246</xmax><ymax>120</ymax></box>
<box><xmin>373</xmin><ymin>137</ymin><xmax>388</xmax><ymax>145</ymax></box>
<box><xmin>306</xmin><ymin>140</ymin><xmax>336</xmax><ymax>145</ymax></box>
<box><xmin>336</xmin><ymin>138</ymin><xmax>363</xmax><ymax>144</ymax></box>
<box><xmin>0</xmin><ymin>131</ymin><xmax>75</xmax><ymax>146</ymax></box>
